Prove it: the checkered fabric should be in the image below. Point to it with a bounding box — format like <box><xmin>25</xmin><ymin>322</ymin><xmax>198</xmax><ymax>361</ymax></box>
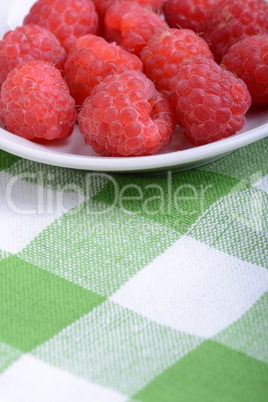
<box><xmin>0</xmin><ymin>138</ymin><xmax>268</xmax><ymax>402</ymax></box>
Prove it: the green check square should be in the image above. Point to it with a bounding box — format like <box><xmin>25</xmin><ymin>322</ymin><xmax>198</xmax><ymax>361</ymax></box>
<box><xmin>134</xmin><ymin>340</ymin><xmax>268</xmax><ymax>402</ymax></box>
<box><xmin>93</xmin><ymin>170</ymin><xmax>244</xmax><ymax>234</ymax></box>
<box><xmin>0</xmin><ymin>256</ymin><xmax>106</xmax><ymax>352</ymax></box>
<box><xmin>0</xmin><ymin>150</ymin><xmax>20</xmax><ymax>171</ymax></box>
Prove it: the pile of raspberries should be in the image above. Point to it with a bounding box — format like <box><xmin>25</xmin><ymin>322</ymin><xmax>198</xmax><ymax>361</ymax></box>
<box><xmin>0</xmin><ymin>0</ymin><xmax>268</xmax><ymax>156</ymax></box>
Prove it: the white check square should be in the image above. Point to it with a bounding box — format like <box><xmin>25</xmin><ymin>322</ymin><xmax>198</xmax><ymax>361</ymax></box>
<box><xmin>0</xmin><ymin>355</ymin><xmax>127</xmax><ymax>402</ymax></box>
<box><xmin>111</xmin><ymin>236</ymin><xmax>268</xmax><ymax>338</ymax></box>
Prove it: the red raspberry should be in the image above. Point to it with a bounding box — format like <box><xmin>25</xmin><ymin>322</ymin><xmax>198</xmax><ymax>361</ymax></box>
<box><xmin>104</xmin><ymin>2</ymin><xmax>168</xmax><ymax>55</ymax></box>
<box><xmin>0</xmin><ymin>24</ymin><xmax>66</xmax><ymax>89</ymax></box>
<box><xmin>130</xmin><ymin>0</ymin><xmax>165</xmax><ymax>12</ymax></box>
<box><xmin>164</xmin><ymin>0</ymin><xmax>219</xmax><ymax>34</ymax></box>
<box><xmin>78</xmin><ymin>70</ymin><xmax>177</xmax><ymax>156</ymax></box>
<box><xmin>140</xmin><ymin>29</ymin><xmax>214</xmax><ymax>94</ymax></box>
<box><xmin>171</xmin><ymin>57</ymin><xmax>251</xmax><ymax>146</ymax></box>
<box><xmin>203</xmin><ymin>0</ymin><xmax>268</xmax><ymax>63</ymax></box>
<box><xmin>0</xmin><ymin>61</ymin><xmax>76</xmax><ymax>140</ymax></box>
<box><xmin>222</xmin><ymin>35</ymin><xmax>268</xmax><ymax>106</ymax></box>
<box><xmin>64</xmin><ymin>34</ymin><xmax>143</xmax><ymax>107</ymax></box>
<box><xmin>23</xmin><ymin>0</ymin><xmax>98</xmax><ymax>53</ymax></box>
<box><xmin>93</xmin><ymin>0</ymin><xmax>164</xmax><ymax>22</ymax></box>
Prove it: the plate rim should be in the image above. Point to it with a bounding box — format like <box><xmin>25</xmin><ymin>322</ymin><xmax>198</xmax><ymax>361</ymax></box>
<box><xmin>0</xmin><ymin>120</ymin><xmax>268</xmax><ymax>171</ymax></box>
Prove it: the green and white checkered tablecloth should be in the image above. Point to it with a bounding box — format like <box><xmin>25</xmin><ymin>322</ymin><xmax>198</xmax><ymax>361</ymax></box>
<box><xmin>0</xmin><ymin>139</ymin><xmax>267</xmax><ymax>401</ymax></box>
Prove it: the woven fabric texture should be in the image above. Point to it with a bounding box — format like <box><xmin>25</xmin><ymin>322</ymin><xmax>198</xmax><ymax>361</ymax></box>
<box><xmin>0</xmin><ymin>138</ymin><xmax>267</xmax><ymax>402</ymax></box>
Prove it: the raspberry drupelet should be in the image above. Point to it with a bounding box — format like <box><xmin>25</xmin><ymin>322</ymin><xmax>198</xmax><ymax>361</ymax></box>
<box><xmin>203</xmin><ymin>0</ymin><xmax>268</xmax><ymax>63</ymax></box>
<box><xmin>23</xmin><ymin>0</ymin><xmax>98</xmax><ymax>53</ymax></box>
<box><xmin>164</xmin><ymin>0</ymin><xmax>219</xmax><ymax>34</ymax></box>
<box><xmin>78</xmin><ymin>70</ymin><xmax>177</xmax><ymax>157</ymax></box>
<box><xmin>0</xmin><ymin>24</ymin><xmax>66</xmax><ymax>89</ymax></box>
<box><xmin>0</xmin><ymin>60</ymin><xmax>76</xmax><ymax>140</ymax></box>
<box><xmin>222</xmin><ymin>35</ymin><xmax>268</xmax><ymax>107</ymax></box>
<box><xmin>104</xmin><ymin>2</ymin><xmax>168</xmax><ymax>55</ymax></box>
<box><xmin>64</xmin><ymin>34</ymin><xmax>143</xmax><ymax>107</ymax></box>
<box><xmin>140</xmin><ymin>29</ymin><xmax>214</xmax><ymax>94</ymax></box>
<box><xmin>171</xmin><ymin>57</ymin><xmax>251</xmax><ymax>146</ymax></box>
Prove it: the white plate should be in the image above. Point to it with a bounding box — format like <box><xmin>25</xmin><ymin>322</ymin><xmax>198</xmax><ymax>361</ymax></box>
<box><xmin>0</xmin><ymin>0</ymin><xmax>268</xmax><ymax>172</ymax></box>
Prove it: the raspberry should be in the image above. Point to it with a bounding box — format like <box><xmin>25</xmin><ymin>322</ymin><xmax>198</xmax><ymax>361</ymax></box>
<box><xmin>0</xmin><ymin>24</ymin><xmax>66</xmax><ymax>89</ymax></box>
<box><xmin>64</xmin><ymin>34</ymin><xmax>143</xmax><ymax>107</ymax></box>
<box><xmin>203</xmin><ymin>0</ymin><xmax>268</xmax><ymax>63</ymax></box>
<box><xmin>78</xmin><ymin>70</ymin><xmax>177</xmax><ymax>156</ymax></box>
<box><xmin>104</xmin><ymin>2</ymin><xmax>168</xmax><ymax>55</ymax></box>
<box><xmin>93</xmin><ymin>0</ymin><xmax>164</xmax><ymax>22</ymax></box>
<box><xmin>0</xmin><ymin>60</ymin><xmax>76</xmax><ymax>140</ymax></box>
<box><xmin>222</xmin><ymin>35</ymin><xmax>268</xmax><ymax>106</ymax></box>
<box><xmin>140</xmin><ymin>28</ymin><xmax>214</xmax><ymax>94</ymax></box>
<box><xmin>23</xmin><ymin>0</ymin><xmax>98</xmax><ymax>53</ymax></box>
<box><xmin>164</xmin><ymin>0</ymin><xmax>219</xmax><ymax>34</ymax></box>
<box><xmin>129</xmin><ymin>0</ymin><xmax>165</xmax><ymax>12</ymax></box>
<box><xmin>171</xmin><ymin>57</ymin><xmax>251</xmax><ymax>146</ymax></box>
